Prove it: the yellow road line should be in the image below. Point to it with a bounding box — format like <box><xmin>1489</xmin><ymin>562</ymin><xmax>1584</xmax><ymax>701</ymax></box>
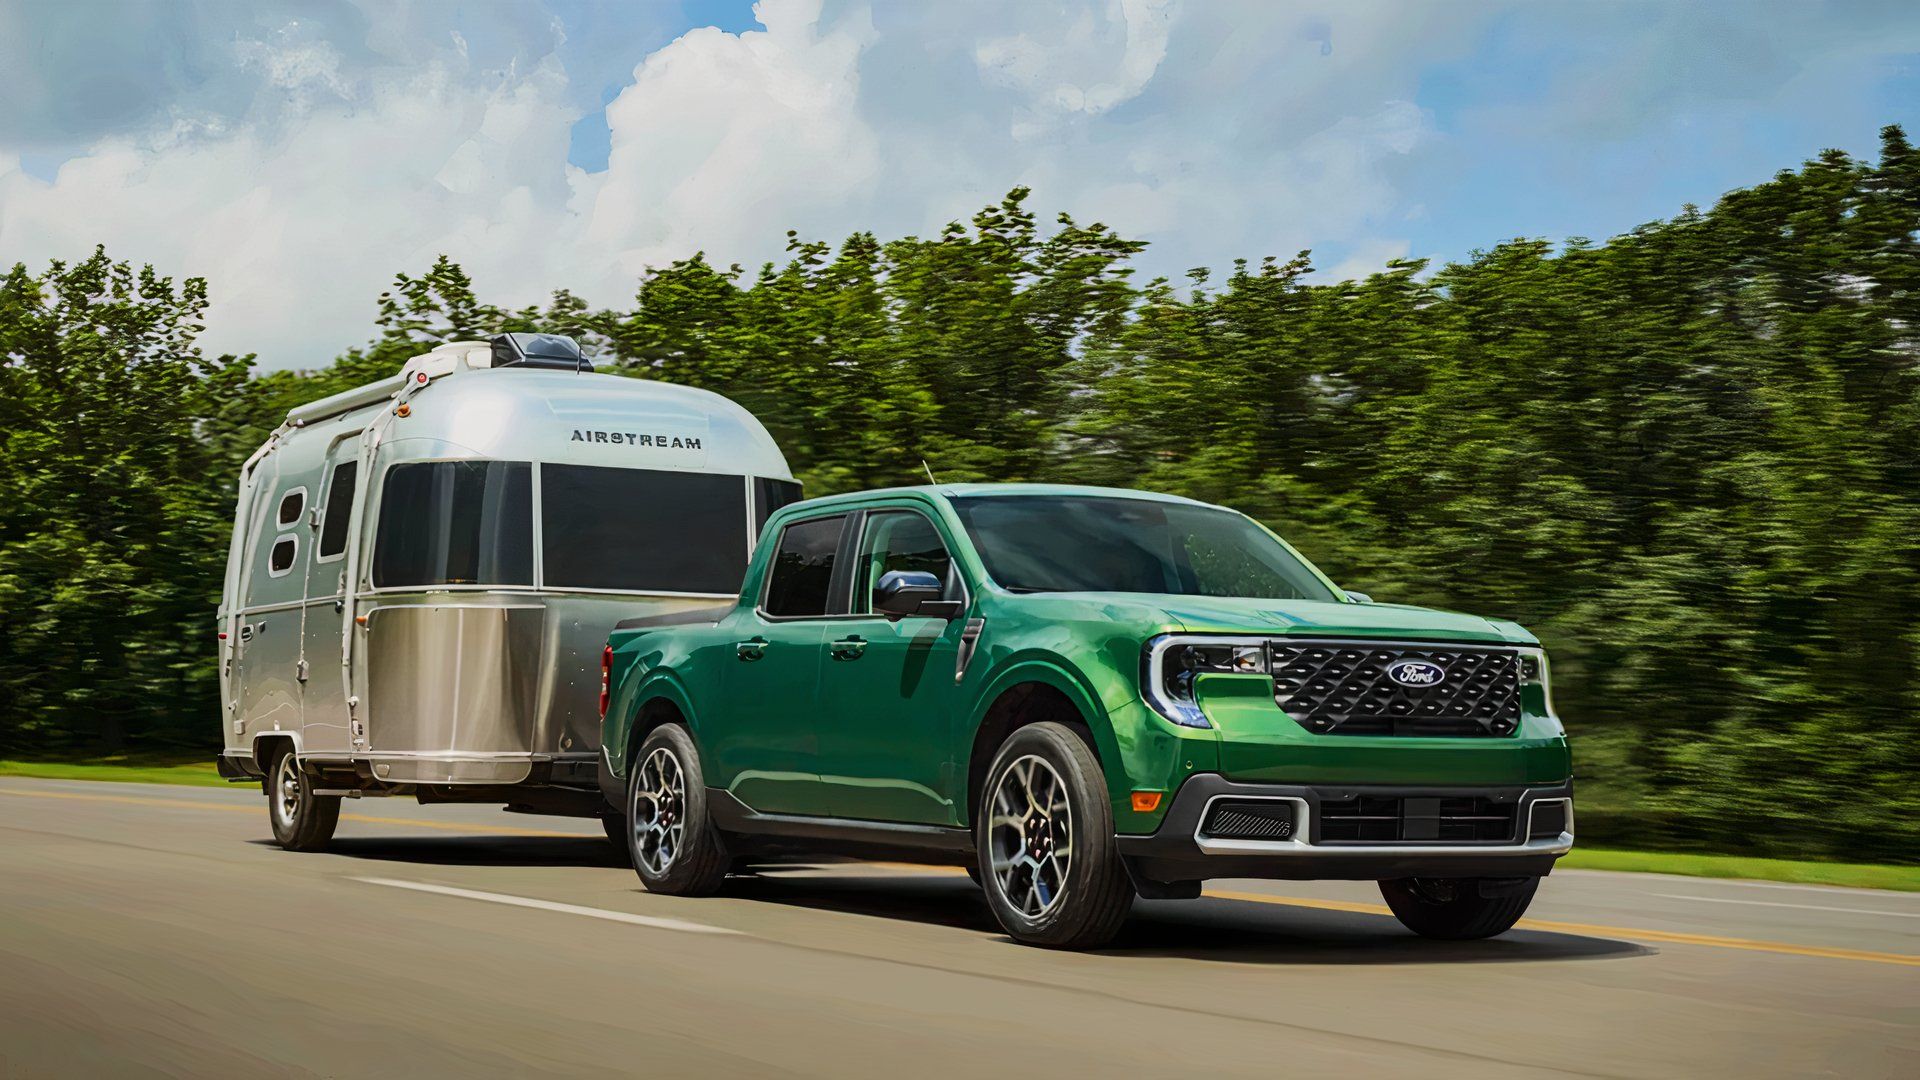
<box><xmin>10</xmin><ymin>787</ymin><xmax>1917</xmax><ymax>967</ymax></box>
<box><xmin>1206</xmin><ymin>889</ymin><xmax>1920</xmax><ymax>968</ymax></box>
<box><xmin>0</xmin><ymin>786</ymin><xmax>586</xmax><ymax>838</ymax></box>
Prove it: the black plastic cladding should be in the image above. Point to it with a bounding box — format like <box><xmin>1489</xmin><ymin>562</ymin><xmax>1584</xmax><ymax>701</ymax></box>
<box><xmin>1269</xmin><ymin>641</ymin><xmax>1524</xmax><ymax>737</ymax></box>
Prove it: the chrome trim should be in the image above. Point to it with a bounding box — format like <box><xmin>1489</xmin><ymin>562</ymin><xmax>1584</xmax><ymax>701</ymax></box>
<box><xmin>1191</xmin><ymin>792</ymin><xmax>1574</xmax><ymax>857</ymax></box>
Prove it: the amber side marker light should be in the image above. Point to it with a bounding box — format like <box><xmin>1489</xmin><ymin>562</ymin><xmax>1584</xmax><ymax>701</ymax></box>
<box><xmin>1130</xmin><ymin>791</ymin><xmax>1163</xmax><ymax>813</ymax></box>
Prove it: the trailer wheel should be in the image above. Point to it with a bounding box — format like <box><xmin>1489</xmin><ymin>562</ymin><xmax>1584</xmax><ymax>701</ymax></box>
<box><xmin>625</xmin><ymin>725</ymin><xmax>729</xmax><ymax>895</ymax></box>
<box><xmin>267</xmin><ymin>745</ymin><xmax>340</xmax><ymax>852</ymax></box>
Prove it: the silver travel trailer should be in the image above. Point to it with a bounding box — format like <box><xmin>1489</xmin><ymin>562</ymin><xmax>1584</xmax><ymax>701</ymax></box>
<box><xmin>217</xmin><ymin>334</ymin><xmax>799</xmax><ymax>849</ymax></box>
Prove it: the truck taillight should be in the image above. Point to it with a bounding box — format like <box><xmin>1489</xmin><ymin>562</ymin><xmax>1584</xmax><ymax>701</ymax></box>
<box><xmin>599</xmin><ymin>644</ymin><xmax>613</xmax><ymax>718</ymax></box>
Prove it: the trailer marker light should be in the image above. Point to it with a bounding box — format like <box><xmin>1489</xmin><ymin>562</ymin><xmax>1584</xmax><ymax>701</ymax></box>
<box><xmin>599</xmin><ymin>645</ymin><xmax>613</xmax><ymax>718</ymax></box>
<box><xmin>395</xmin><ymin>403</ymin><xmax>412</xmax><ymax>418</ymax></box>
<box><xmin>1131</xmin><ymin>791</ymin><xmax>1163</xmax><ymax>813</ymax></box>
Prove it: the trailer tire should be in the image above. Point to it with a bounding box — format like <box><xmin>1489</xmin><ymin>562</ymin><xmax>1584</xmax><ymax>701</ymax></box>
<box><xmin>267</xmin><ymin>745</ymin><xmax>340</xmax><ymax>853</ymax></box>
<box><xmin>626</xmin><ymin>725</ymin><xmax>729</xmax><ymax>896</ymax></box>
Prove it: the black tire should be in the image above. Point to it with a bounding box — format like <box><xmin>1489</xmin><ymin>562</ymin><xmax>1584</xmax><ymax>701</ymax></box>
<box><xmin>964</xmin><ymin>864</ymin><xmax>983</xmax><ymax>888</ymax></box>
<box><xmin>975</xmin><ymin>722</ymin><xmax>1134</xmax><ymax>948</ymax></box>
<box><xmin>1379</xmin><ymin>876</ymin><xmax>1540</xmax><ymax>940</ymax></box>
<box><xmin>626</xmin><ymin>725</ymin><xmax>729</xmax><ymax>896</ymax></box>
<box><xmin>266</xmin><ymin>744</ymin><xmax>340</xmax><ymax>852</ymax></box>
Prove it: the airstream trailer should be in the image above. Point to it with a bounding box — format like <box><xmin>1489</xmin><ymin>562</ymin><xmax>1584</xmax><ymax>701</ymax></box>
<box><xmin>216</xmin><ymin>334</ymin><xmax>799</xmax><ymax>850</ymax></box>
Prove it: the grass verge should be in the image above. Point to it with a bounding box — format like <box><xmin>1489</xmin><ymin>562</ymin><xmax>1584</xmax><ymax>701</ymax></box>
<box><xmin>0</xmin><ymin>754</ymin><xmax>229</xmax><ymax>788</ymax></box>
<box><xmin>1560</xmin><ymin>847</ymin><xmax>1920</xmax><ymax>893</ymax></box>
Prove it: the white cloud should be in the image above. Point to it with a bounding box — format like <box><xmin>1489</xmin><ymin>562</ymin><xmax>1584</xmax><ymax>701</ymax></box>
<box><xmin>12</xmin><ymin>0</ymin><xmax>1899</xmax><ymax>370</ymax></box>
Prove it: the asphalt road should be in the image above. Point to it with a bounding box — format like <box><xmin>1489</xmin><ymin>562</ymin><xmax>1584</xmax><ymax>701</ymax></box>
<box><xmin>1</xmin><ymin>777</ymin><xmax>1914</xmax><ymax>1078</ymax></box>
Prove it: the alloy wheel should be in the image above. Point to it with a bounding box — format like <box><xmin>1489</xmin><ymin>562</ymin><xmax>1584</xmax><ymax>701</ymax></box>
<box><xmin>987</xmin><ymin>754</ymin><xmax>1074</xmax><ymax>918</ymax></box>
<box><xmin>274</xmin><ymin>753</ymin><xmax>300</xmax><ymax>827</ymax></box>
<box><xmin>632</xmin><ymin>746</ymin><xmax>687</xmax><ymax>876</ymax></box>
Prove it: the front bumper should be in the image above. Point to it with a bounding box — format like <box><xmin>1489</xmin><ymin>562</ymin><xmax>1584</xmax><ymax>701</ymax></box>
<box><xmin>1115</xmin><ymin>773</ymin><xmax>1573</xmax><ymax>883</ymax></box>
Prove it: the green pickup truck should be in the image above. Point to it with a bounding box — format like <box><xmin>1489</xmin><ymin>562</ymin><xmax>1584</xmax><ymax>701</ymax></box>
<box><xmin>598</xmin><ymin>484</ymin><xmax>1572</xmax><ymax>948</ymax></box>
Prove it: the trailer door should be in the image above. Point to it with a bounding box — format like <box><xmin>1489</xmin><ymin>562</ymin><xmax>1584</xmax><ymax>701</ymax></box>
<box><xmin>300</xmin><ymin>437</ymin><xmax>362</xmax><ymax>754</ymax></box>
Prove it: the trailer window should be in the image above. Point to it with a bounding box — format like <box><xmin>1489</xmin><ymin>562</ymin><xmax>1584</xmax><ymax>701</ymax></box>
<box><xmin>372</xmin><ymin>461</ymin><xmax>533</xmax><ymax>587</ymax></box>
<box><xmin>317</xmin><ymin>462</ymin><xmax>357</xmax><ymax>560</ymax></box>
<box><xmin>762</xmin><ymin>515</ymin><xmax>846</xmax><ymax>617</ymax></box>
<box><xmin>277</xmin><ymin>488</ymin><xmax>306</xmax><ymax>528</ymax></box>
<box><xmin>540</xmin><ymin>465</ymin><xmax>749</xmax><ymax>594</ymax></box>
<box><xmin>269</xmin><ymin>536</ymin><xmax>298</xmax><ymax>577</ymax></box>
<box><xmin>753</xmin><ymin>478</ymin><xmax>804</xmax><ymax>535</ymax></box>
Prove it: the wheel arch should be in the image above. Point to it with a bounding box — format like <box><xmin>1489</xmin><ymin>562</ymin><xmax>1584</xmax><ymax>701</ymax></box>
<box><xmin>962</xmin><ymin>657</ymin><xmax>1122</xmax><ymax>829</ymax></box>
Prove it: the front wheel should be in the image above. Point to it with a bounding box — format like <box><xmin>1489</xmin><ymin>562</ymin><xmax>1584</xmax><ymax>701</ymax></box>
<box><xmin>267</xmin><ymin>746</ymin><xmax>340</xmax><ymax>852</ymax></box>
<box><xmin>1379</xmin><ymin>876</ymin><xmax>1540</xmax><ymax>939</ymax></box>
<box><xmin>976</xmin><ymin>723</ymin><xmax>1134</xmax><ymax>949</ymax></box>
<box><xmin>625</xmin><ymin>725</ymin><xmax>729</xmax><ymax>896</ymax></box>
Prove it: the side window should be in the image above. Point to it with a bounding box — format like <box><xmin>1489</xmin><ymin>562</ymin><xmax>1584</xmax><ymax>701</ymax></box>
<box><xmin>269</xmin><ymin>536</ymin><xmax>298</xmax><ymax>577</ymax></box>
<box><xmin>277</xmin><ymin>488</ymin><xmax>306</xmax><ymax>528</ymax></box>
<box><xmin>317</xmin><ymin>461</ymin><xmax>358</xmax><ymax>560</ymax></box>
<box><xmin>853</xmin><ymin>511</ymin><xmax>955</xmax><ymax>614</ymax></box>
<box><xmin>762</xmin><ymin>515</ymin><xmax>845</xmax><ymax>617</ymax></box>
<box><xmin>372</xmin><ymin>461</ymin><xmax>533</xmax><ymax>588</ymax></box>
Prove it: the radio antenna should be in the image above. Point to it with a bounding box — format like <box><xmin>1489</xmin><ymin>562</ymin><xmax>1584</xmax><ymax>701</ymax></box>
<box><xmin>922</xmin><ymin>460</ymin><xmax>939</xmax><ymax>485</ymax></box>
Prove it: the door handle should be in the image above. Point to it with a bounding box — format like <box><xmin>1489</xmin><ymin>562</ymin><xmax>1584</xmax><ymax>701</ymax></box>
<box><xmin>736</xmin><ymin>638</ymin><xmax>767</xmax><ymax>662</ymax></box>
<box><xmin>830</xmin><ymin>636</ymin><xmax>867</xmax><ymax>661</ymax></box>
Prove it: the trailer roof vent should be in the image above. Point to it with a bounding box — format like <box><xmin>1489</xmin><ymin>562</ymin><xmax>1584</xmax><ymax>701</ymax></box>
<box><xmin>489</xmin><ymin>333</ymin><xmax>591</xmax><ymax>373</ymax></box>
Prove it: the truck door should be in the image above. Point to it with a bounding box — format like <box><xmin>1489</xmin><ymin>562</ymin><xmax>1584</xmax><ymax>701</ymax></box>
<box><xmin>709</xmin><ymin>513</ymin><xmax>847</xmax><ymax>817</ymax></box>
<box><xmin>299</xmin><ymin>439</ymin><xmax>361</xmax><ymax>754</ymax></box>
<box><xmin>815</xmin><ymin>509</ymin><xmax>968</xmax><ymax>825</ymax></box>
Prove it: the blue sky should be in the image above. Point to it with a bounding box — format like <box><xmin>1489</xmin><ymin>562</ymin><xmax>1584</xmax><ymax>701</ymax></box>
<box><xmin>1</xmin><ymin>0</ymin><xmax>1915</xmax><ymax>367</ymax></box>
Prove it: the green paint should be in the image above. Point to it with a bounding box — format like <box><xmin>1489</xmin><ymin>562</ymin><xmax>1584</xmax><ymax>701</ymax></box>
<box><xmin>605</xmin><ymin>485</ymin><xmax>1572</xmax><ymax>843</ymax></box>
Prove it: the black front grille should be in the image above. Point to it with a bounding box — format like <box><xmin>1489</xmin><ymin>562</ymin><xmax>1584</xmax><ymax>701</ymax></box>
<box><xmin>1318</xmin><ymin>795</ymin><xmax>1518</xmax><ymax>844</ymax></box>
<box><xmin>1202</xmin><ymin>801</ymin><xmax>1299</xmax><ymax>841</ymax></box>
<box><xmin>1270</xmin><ymin>641</ymin><xmax>1522</xmax><ymax>737</ymax></box>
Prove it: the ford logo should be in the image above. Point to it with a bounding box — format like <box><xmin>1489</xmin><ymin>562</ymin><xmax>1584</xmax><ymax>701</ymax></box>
<box><xmin>1386</xmin><ymin>659</ymin><xmax>1447</xmax><ymax>688</ymax></box>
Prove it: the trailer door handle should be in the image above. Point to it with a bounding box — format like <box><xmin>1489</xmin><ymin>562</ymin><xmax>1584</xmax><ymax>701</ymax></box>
<box><xmin>735</xmin><ymin>638</ymin><xmax>767</xmax><ymax>662</ymax></box>
<box><xmin>829</xmin><ymin>636</ymin><xmax>867</xmax><ymax>661</ymax></box>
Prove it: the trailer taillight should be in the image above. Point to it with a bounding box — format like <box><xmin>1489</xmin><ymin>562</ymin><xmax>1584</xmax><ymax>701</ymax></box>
<box><xmin>599</xmin><ymin>645</ymin><xmax>613</xmax><ymax>718</ymax></box>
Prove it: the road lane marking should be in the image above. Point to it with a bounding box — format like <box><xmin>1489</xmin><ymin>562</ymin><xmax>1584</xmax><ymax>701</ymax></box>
<box><xmin>354</xmin><ymin>877</ymin><xmax>741</xmax><ymax>935</ymax></box>
<box><xmin>1652</xmin><ymin>893</ymin><xmax>1920</xmax><ymax>919</ymax></box>
<box><xmin>1205</xmin><ymin>889</ymin><xmax>1920</xmax><ymax>967</ymax></box>
<box><xmin>0</xmin><ymin>787</ymin><xmax>588</xmax><ymax>838</ymax></box>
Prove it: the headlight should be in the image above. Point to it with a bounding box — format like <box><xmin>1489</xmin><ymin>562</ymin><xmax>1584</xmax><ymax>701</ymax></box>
<box><xmin>1516</xmin><ymin>647</ymin><xmax>1559</xmax><ymax>728</ymax></box>
<box><xmin>1142</xmin><ymin>636</ymin><xmax>1268</xmax><ymax>728</ymax></box>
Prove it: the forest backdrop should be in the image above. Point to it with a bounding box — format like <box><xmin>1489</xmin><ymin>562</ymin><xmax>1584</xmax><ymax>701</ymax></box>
<box><xmin>3</xmin><ymin>127</ymin><xmax>1916</xmax><ymax>863</ymax></box>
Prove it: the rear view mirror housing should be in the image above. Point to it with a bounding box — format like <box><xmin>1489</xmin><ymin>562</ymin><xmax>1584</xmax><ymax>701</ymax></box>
<box><xmin>873</xmin><ymin>570</ymin><xmax>961</xmax><ymax>621</ymax></box>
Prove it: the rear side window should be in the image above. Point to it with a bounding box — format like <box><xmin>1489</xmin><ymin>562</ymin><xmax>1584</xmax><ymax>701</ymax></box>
<box><xmin>372</xmin><ymin>461</ymin><xmax>533</xmax><ymax>587</ymax></box>
<box><xmin>269</xmin><ymin>536</ymin><xmax>298</xmax><ymax>576</ymax></box>
<box><xmin>277</xmin><ymin>488</ymin><xmax>306</xmax><ymax>528</ymax></box>
<box><xmin>762</xmin><ymin>515</ymin><xmax>845</xmax><ymax>617</ymax></box>
<box><xmin>853</xmin><ymin>511</ymin><xmax>955</xmax><ymax>613</ymax></box>
<box><xmin>753</xmin><ymin>478</ymin><xmax>804</xmax><ymax>536</ymax></box>
<box><xmin>317</xmin><ymin>462</ymin><xmax>357</xmax><ymax>560</ymax></box>
<box><xmin>541</xmin><ymin>465</ymin><xmax>748</xmax><ymax>594</ymax></box>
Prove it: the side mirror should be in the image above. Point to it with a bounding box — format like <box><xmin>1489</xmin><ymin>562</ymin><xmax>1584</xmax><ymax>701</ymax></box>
<box><xmin>873</xmin><ymin>570</ymin><xmax>960</xmax><ymax>621</ymax></box>
<box><xmin>1344</xmin><ymin>590</ymin><xmax>1374</xmax><ymax>604</ymax></box>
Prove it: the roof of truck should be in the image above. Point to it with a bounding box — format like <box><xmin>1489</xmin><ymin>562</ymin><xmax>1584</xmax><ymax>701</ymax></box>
<box><xmin>779</xmin><ymin>483</ymin><xmax>1212</xmax><ymax>514</ymax></box>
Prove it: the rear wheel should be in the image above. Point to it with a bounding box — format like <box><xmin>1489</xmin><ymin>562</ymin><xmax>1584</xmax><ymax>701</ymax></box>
<box><xmin>976</xmin><ymin>723</ymin><xmax>1133</xmax><ymax>949</ymax></box>
<box><xmin>626</xmin><ymin>725</ymin><xmax>729</xmax><ymax>896</ymax></box>
<box><xmin>266</xmin><ymin>746</ymin><xmax>340</xmax><ymax>852</ymax></box>
<box><xmin>1379</xmin><ymin>876</ymin><xmax>1540</xmax><ymax>939</ymax></box>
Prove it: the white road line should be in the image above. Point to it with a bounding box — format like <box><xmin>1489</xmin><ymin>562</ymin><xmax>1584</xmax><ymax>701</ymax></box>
<box><xmin>355</xmin><ymin>877</ymin><xmax>743</xmax><ymax>935</ymax></box>
<box><xmin>1652</xmin><ymin>893</ymin><xmax>1920</xmax><ymax>919</ymax></box>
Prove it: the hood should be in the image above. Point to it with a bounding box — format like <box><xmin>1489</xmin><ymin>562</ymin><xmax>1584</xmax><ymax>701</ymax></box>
<box><xmin>1153</xmin><ymin>595</ymin><xmax>1533</xmax><ymax>644</ymax></box>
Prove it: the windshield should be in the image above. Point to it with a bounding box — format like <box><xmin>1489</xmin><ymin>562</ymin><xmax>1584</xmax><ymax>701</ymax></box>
<box><xmin>949</xmin><ymin>495</ymin><xmax>1340</xmax><ymax>601</ymax></box>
